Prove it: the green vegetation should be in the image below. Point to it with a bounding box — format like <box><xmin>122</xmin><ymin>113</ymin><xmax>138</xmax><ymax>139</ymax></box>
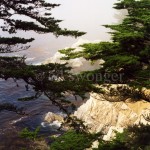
<box><xmin>50</xmin><ymin>130</ymin><xmax>101</xmax><ymax>150</ymax></box>
<box><xmin>18</xmin><ymin>124</ymin><xmax>150</xmax><ymax>150</ymax></box>
<box><xmin>50</xmin><ymin>124</ymin><xmax>150</xmax><ymax>150</ymax></box>
<box><xmin>0</xmin><ymin>0</ymin><xmax>149</xmax><ymax>114</ymax></box>
<box><xmin>19</xmin><ymin>127</ymin><xmax>40</xmax><ymax>140</ymax></box>
<box><xmin>0</xmin><ymin>0</ymin><xmax>96</xmax><ymax>116</ymax></box>
<box><xmin>96</xmin><ymin>124</ymin><xmax>150</xmax><ymax>150</ymax></box>
<box><xmin>0</xmin><ymin>0</ymin><xmax>85</xmax><ymax>53</ymax></box>
<box><xmin>60</xmin><ymin>0</ymin><xmax>150</xmax><ymax>89</ymax></box>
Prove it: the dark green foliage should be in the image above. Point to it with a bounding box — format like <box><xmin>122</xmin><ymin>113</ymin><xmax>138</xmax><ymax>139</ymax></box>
<box><xmin>50</xmin><ymin>130</ymin><xmax>101</xmax><ymax>150</ymax></box>
<box><xmin>0</xmin><ymin>0</ymin><xmax>97</xmax><ymax>115</ymax></box>
<box><xmin>127</xmin><ymin>124</ymin><xmax>150</xmax><ymax>149</ymax></box>
<box><xmin>0</xmin><ymin>57</ymin><xmax>101</xmax><ymax>115</ymax></box>
<box><xmin>0</xmin><ymin>0</ymin><xmax>90</xmax><ymax>130</ymax></box>
<box><xmin>60</xmin><ymin>0</ymin><xmax>150</xmax><ymax>89</ymax></box>
<box><xmin>97</xmin><ymin>130</ymin><xmax>128</xmax><ymax>150</ymax></box>
<box><xmin>0</xmin><ymin>0</ymin><xmax>85</xmax><ymax>36</ymax></box>
<box><xmin>61</xmin><ymin>116</ymin><xmax>90</xmax><ymax>133</ymax></box>
<box><xmin>51</xmin><ymin>125</ymin><xmax>150</xmax><ymax>150</ymax></box>
<box><xmin>0</xmin><ymin>0</ymin><xmax>88</xmax><ymax>117</ymax></box>
<box><xmin>0</xmin><ymin>38</ymin><xmax>33</xmax><ymax>53</ymax></box>
<box><xmin>18</xmin><ymin>96</ymin><xmax>37</xmax><ymax>101</ymax></box>
<box><xmin>0</xmin><ymin>37</ymin><xmax>34</xmax><ymax>45</ymax></box>
<box><xmin>19</xmin><ymin>127</ymin><xmax>41</xmax><ymax>140</ymax></box>
<box><xmin>96</xmin><ymin>124</ymin><xmax>150</xmax><ymax>150</ymax></box>
<box><xmin>0</xmin><ymin>0</ymin><xmax>85</xmax><ymax>53</ymax></box>
<box><xmin>0</xmin><ymin>37</ymin><xmax>34</xmax><ymax>53</ymax></box>
<box><xmin>106</xmin><ymin>85</ymin><xmax>150</xmax><ymax>102</ymax></box>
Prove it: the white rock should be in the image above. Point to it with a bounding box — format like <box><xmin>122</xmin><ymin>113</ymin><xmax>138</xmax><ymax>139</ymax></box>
<box><xmin>74</xmin><ymin>93</ymin><xmax>150</xmax><ymax>141</ymax></box>
<box><xmin>44</xmin><ymin>112</ymin><xmax>64</xmax><ymax>123</ymax></box>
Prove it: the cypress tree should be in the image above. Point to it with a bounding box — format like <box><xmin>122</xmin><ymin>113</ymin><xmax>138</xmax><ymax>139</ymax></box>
<box><xmin>60</xmin><ymin>0</ymin><xmax>150</xmax><ymax>89</ymax></box>
<box><xmin>0</xmin><ymin>0</ymin><xmax>85</xmax><ymax>53</ymax></box>
<box><xmin>0</xmin><ymin>0</ymin><xmax>100</xmax><ymax>115</ymax></box>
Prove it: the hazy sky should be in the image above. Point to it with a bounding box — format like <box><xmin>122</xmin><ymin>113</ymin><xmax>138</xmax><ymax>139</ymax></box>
<box><xmin>0</xmin><ymin>0</ymin><xmax>126</xmax><ymax>63</ymax></box>
<box><xmin>49</xmin><ymin>0</ymin><xmax>119</xmax><ymax>39</ymax></box>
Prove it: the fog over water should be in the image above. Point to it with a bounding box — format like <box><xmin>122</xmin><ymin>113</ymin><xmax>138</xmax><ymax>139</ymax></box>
<box><xmin>0</xmin><ymin>0</ymin><xmax>126</xmax><ymax>64</ymax></box>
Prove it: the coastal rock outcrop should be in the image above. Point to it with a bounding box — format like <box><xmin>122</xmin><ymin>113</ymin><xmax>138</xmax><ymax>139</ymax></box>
<box><xmin>74</xmin><ymin>92</ymin><xmax>150</xmax><ymax>141</ymax></box>
<box><xmin>44</xmin><ymin>112</ymin><xmax>64</xmax><ymax>123</ymax></box>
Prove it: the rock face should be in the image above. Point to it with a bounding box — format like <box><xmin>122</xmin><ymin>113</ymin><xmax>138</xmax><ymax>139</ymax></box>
<box><xmin>74</xmin><ymin>93</ymin><xmax>150</xmax><ymax>141</ymax></box>
<box><xmin>44</xmin><ymin>112</ymin><xmax>64</xmax><ymax>123</ymax></box>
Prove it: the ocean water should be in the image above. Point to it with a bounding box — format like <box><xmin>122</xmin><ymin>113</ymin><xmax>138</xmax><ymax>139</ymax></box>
<box><xmin>0</xmin><ymin>79</ymin><xmax>63</xmax><ymax>143</ymax></box>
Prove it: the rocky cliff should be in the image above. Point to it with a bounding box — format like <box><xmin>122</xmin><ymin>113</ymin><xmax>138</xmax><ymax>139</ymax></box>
<box><xmin>74</xmin><ymin>92</ymin><xmax>150</xmax><ymax>141</ymax></box>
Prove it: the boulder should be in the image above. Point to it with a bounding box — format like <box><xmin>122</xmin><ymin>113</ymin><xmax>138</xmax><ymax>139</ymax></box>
<box><xmin>44</xmin><ymin>112</ymin><xmax>64</xmax><ymax>123</ymax></box>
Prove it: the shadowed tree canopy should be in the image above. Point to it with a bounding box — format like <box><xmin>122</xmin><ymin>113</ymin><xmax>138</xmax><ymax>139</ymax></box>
<box><xmin>0</xmin><ymin>0</ymin><xmax>85</xmax><ymax>53</ymax></box>
<box><xmin>0</xmin><ymin>56</ymin><xmax>100</xmax><ymax>118</ymax></box>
